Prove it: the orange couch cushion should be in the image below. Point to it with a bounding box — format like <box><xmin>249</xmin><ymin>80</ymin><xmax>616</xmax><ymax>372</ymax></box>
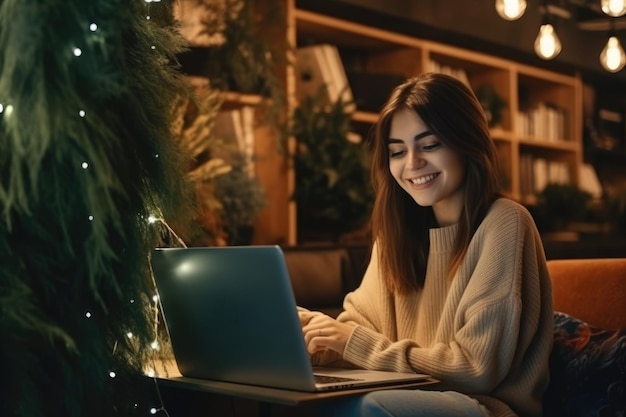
<box><xmin>547</xmin><ymin>258</ymin><xmax>626</xmax><ymax>330</ymax></box>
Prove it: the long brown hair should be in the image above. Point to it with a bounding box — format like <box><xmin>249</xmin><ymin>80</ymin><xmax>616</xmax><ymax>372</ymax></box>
<box><xmin>369</xmin><ymin>73</ymin><xmax>501</xmax><ymax>294</ymax></box>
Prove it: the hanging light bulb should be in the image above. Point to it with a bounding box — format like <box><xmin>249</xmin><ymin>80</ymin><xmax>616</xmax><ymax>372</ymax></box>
<box><xmin>601</xmin><ymin>0</ymin><xmax>626</xmax><ymax>17</ymax></box>
<box><xmin>600</xmin><ymin>35</ymin><xmax>626</xmax><ymax>72</ymax></box>
<box><xmin>495</xmin><ymin>0</ymin><xmax>527</xmax><ymax>20</ymax></box>
<box><xmin>534</xmin><ymin>23</ymin><xmax>562</xmax><ymax>59</ymax></box>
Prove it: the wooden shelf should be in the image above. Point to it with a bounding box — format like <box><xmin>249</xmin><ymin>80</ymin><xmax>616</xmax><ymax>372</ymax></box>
<box><xmin>179</xmin><ymin>0</ymin><xmax>585</xmax><ymax>245</ymax></box>
<box><xmin>292</xmin><ymin>4</ymin><xmax>583</xmax><ymax>216</ymax></box>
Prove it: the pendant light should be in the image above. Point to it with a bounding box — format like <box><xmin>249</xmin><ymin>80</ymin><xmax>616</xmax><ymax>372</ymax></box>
<box><xmin>495</xmin><ymin>0</ymin><xmax>527</xmax><ymax>20</ymax></box>
<box><xmin>601</xmin><ymin>0</ymin><xmax>626</xmax><ymax>17</ymax></box>
<box><xmin>600</xmin><ymin>34</ymin><xmax>626</xmax><ymax>72</ymax></box>
<box><xmin>534</xmin><ymin>22</ymin><xmax>562</xmax><ymax>59</ymax></box>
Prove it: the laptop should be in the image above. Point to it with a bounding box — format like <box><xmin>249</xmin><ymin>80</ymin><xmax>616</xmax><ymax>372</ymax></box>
<box><xmin>151</xmin><ymin>245</ymin><xmax>432</xmax><ymax>392</ymax></box>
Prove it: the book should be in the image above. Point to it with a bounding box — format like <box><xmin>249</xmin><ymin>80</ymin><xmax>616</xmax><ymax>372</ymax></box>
<box><xmin>212</xmin><ymin>107</ymin><xmax>255</xmax><ymax>176</ymax></box>
<box><xmin>579</xmin><ymin>163</ymin><xmax>603</xmax><ymax>199</ymax></box>
<box><xmin>295</xmin><ymin>44</ymin><xmax>355</xmax><ymax>112</ymax></box>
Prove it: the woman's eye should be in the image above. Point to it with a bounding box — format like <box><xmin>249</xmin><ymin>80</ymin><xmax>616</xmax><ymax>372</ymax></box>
<box><xmin>421</xmin><ymin>142</ymin><xmax>442</xmax><ymax>151</ymax></box>
<box><xmin>389</xmin><ymin>149</ymin><xmax>406</xmax><ymax>158</ymax></box>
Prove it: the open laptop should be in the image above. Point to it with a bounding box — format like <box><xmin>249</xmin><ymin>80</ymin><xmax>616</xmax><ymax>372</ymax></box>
<box><xmin>151</xmin><ymin>245</ymin><xmax>432</xmax><ymax>392</ymax></box>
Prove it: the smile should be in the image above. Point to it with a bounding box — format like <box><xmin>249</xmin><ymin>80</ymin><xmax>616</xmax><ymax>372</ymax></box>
<box><xmin>409</xmin><ymin>173</ymin><xmax>439</xmax><ymax>185</ymax></box>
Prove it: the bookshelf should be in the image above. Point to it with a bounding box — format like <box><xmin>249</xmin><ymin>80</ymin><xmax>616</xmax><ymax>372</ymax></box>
<box><xmin>291</xmin><ymin>2</ymin><xmax>583</xmax><ymax>212</ymax></box>
<box><xmin>177</xmin><ymin>0</ymin><xmax>585</xmax><ymax>245</ymax></box>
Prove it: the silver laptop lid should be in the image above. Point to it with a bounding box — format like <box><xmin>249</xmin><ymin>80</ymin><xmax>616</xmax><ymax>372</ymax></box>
<box><xmin>151</xmin><ymin>246</ymin><xmax>317</xmax><ymax>391</ymax></box>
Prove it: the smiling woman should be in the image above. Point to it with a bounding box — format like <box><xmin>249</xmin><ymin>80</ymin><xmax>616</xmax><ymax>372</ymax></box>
<box><xmin>387</xmin><ymin>108</ymin><xmax>466</xmax><ymax>227</ymax></box>
<box><xmin>297</xmin><ymin>73</ymin><xmax>554</xmax><ymax>417</ymax></box>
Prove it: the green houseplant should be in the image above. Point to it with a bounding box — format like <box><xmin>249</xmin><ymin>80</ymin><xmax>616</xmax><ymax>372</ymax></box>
<box><xmin>291</xmin><ymin>92</ymin><xmax>373</xmax><ymax>242</ymax></box>
<box><xmin>214</xmin><ymin>154</ymin><xmax>267</xmax><ymax>245</ymax></box>
<box><xmin>174</xmin><ymin>87</ymin><xmax>266</xmax><ymax>246</ymax></box>
<box><xmin>533</xmin><ymin>183</ymin><xmax>592</xmax><ymax>233</ymax></box>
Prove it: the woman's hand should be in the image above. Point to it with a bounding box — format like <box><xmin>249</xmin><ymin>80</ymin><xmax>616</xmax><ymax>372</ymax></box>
<box><xmin>298</xmin><ymin>309</ymin><xmax>356</xmax><ymax>355</ymax></box>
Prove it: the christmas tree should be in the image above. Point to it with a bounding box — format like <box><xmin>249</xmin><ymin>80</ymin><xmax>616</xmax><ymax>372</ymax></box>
<box><xmin>0</xmin><ymin>0</ymin><xmax>194</xmax><ymax>415</ymax></box>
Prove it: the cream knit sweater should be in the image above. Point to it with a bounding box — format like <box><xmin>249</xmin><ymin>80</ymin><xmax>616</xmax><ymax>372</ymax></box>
<box><xmin>313</xmin><ymin>198</ymin><xmax>554</xmax><ymax>417</ymax></box>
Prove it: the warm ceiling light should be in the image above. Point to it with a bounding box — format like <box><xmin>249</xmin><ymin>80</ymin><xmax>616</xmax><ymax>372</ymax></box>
<box><xmin>600</xmin><ymin>35</ymin><xmax>626</xmax><ymax>72</ymax></box>
<box><xmin>534</xmin><ymin>23</ymin><xmax>562</xmax><ymax>59</ymax></box>
<box><xmin>495</xmin><ymin>0</ymin><xmax>528</xmax><ymax>20</ymax></box>
<box><xmin>601</xmin><ymin>0</ymin><xmax>626</xmax><ymax>17</ymax></box>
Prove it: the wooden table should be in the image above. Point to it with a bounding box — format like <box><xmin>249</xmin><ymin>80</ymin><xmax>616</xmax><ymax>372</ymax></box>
<box><xmin>151</xmin><ymin>359</ymin><xmax>439</xmax><ymax>416</ymax></box>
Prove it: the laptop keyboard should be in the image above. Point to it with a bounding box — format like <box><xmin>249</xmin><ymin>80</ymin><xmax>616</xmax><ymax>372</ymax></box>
<box><xmin>314</xmin><ymin>374</ymin><xmax>362</xmax><ymax>384</ymax></box>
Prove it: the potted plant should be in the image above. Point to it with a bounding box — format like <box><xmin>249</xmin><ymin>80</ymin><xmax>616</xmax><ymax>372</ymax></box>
<box><xmin>532</xmin><ymin>183</ymin><xmax>592</xmax><ymax>237</ymax></box>
<box><xmin>290</xmin><ymin>92</ymin><xmax>373</xmax><ymax>242</ymax></box>
<box><xmin>173</xmin><ymin>87</ymin><xmax>266</xmax><ymax>246</ymax></box>
<box><xmin>214</xmin><ymin>154</ymin><xmax>267</xmax><ymax>245</ymax></box>
<box><xmin>475</xmin><ymin>84</ymin><xmax>507</xmax><ymax>128</ymax></box>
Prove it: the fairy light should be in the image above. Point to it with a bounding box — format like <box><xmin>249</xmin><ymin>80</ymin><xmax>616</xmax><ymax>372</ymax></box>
<box><xmin>88</xmin><ymin>215</ymin><xmax>94</xmax><ymax>221</ymax></box>
<box><xmin>89</xmin><ymin>23</ymin><xmax>98</xmax><ymax>32</ymax></box>
<box><xmin>81</xmin><ymin>162</ymin><xmax>89</xmax><ymax>169</ymax></box>
<box><xmin>73</xmin><ymin>48</ymin><xmax>82</xmax><ymax>57</ymax></box>
<box><xmin>147</xmin><ymin>213</ymin><xmax>187</xmax><ymax>247</ymax></box>
<box><xmin>143</xmin><ymin>208</ymin><xmax>187</xmax><ymax>417</ymax></box>
<box><xmin>79</xmin><ymin>110</ymin><xmax>86</xmax><ymax>118</ymax></box>
<box><xmin>1</xmin><ymin>104</ymin><xmax>13</xmax><ymax>119</ymax></box>
<box><xmin>109</xmin><ymin>371</ymin><xmax>116</xmax><ymax>378</ymax></box>
<box><xmin>86</xmin><ymin>311</ymin><xmax>92</xmax><ymax>318</ymax></box>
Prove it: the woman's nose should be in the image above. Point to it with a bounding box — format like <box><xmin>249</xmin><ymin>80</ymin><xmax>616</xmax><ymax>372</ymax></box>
<box><xmin>407</xmin><ymin>151</ymin><xmax>427</xmax><ymax>169</ymax></box>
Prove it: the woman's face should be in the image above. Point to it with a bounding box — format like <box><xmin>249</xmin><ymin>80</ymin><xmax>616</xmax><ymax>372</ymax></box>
<box><xmin>387</xmin><ymin>108</ymin><xmax>466</xmax><ymax>226</ymax></box>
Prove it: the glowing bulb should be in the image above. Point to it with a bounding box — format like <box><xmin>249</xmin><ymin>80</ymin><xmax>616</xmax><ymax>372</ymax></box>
<box><xmin>534</xmin><ymin>24</ymin><xmax>562</xmax><ymax>60</ymax></box>
<box><xmin>0</xmin><ymin>103</ymin><xmax>3</xmax><ymax>113</ymax></box>
<box><xmin>126</xmin><ymin>332</ymin><xmax>134</xmax><ymax>339</ymax></box>
<box><xmin>109</xmin><ymin>371</ymin><xmax>116</xmax><ymax>378</ymax></box>
<box><xmin>152</xmin><ymin>295</ymin><xmax>159</xmax><ymax>302</ymax></box>
<box><xmin>78</xmin><ymin>110</ymin><xmax>86</xmax><ymax>117</ymax></box>
<box><xmin>86</xmin><ymin>312</ymin><xmax>92</xmax><ymax>318</ymax></box>
<box><xmin>495</xmin><ymin>0</ymin><xmax>527</xmax><ymax>20</ymax></box>
<box><xmin>88</xmin><ymin>215</ymin><xmax>94</xmax><ymax>221</ymax></box>
<box><xmin>148</xmin><ymin>215</ymin><xmax>157</xmax><ymax>224</ymax></box>
<box><xmin>600</xmin><ymin>36</ymin><xmax>626</xmax><ymax>72</ymax></box>
<box><xmin>73</xmin><ymin>48</ymin><xmax>82</xmax><ymax>57</ymax></box>
<box><xmin>89</xmin><ymin>23</ymin><xmax>98</xmax><ymax>32</ymax></box>
<box><xmin>150</xmin><ymin>408</ymin><xmax>157</xmax><ymax>415</ymax></box>
<box><xmin>602</xmin><ymin>0</ymin><xmax>626</xmax><ymax>17</ymax></box>
<box><xmin>81</xmin><ymin>162</ymin><xmax>89</xmax><ymax>169</ymax></box>
<box><xmin>150</xmin><ymin>340</ymin><xmax>160</xmax><ymax>350</ymax></box>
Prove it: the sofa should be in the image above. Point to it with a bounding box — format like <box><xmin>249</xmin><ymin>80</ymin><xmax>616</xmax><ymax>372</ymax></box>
<box><xmin>282</xmin><ymin>245</ymin><xmax>626</xmax><ymax>417</ymax></box>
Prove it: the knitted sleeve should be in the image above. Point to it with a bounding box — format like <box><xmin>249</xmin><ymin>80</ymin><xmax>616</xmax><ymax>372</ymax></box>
<box><xmin>339</xmin><ymin>200</ymin><xmax>549</xmax><ymax>394</ymax></box>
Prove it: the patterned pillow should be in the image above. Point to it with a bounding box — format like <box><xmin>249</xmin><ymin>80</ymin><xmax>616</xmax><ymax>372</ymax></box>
<box><xmin>543</xmin><ymin>312</ymin><xmax>626</xmax><ymax>417</ymax></box>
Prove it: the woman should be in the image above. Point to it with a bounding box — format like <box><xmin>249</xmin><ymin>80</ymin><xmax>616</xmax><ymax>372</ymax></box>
<box><xmin>299</xmin><ymin>73</ymin><xmax>554</xmax><ymax>417</ymax></box>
